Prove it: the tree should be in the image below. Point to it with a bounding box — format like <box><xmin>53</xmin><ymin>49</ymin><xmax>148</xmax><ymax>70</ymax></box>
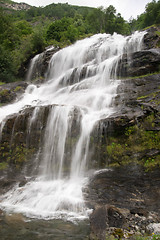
<box><xmin>104</xmin><ymin>5</ymin><xmax>116</xmax><ymax>34</ymax></box>
<box><xmin>86</xmin><ymin>7</ymin><xmax>105</xmax><ymax>33</ymax></box>
<box><xmin>0</xmin><ymin>45</ymin><xmax>16</xmax><ymax>82</ymax></box>
<box><xmin>14</xmin><ymin>20</ymin><xmax>32</xmax><ymax>37</ymax></box>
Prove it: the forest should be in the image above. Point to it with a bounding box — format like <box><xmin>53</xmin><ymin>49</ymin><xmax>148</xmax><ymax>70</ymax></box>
<box><xmin>0</xmin><ymin>0</ymin><xmax>160</xmax><ymax>83</ymax></box>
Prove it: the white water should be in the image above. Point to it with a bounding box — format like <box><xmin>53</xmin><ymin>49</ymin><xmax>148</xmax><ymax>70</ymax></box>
<box><xmin>26</xmin><ymin>53</ymin><xmax>42</xmax><ymax>81</ymax></box>
<box><xmin>0</xmin><ymin>31</ymin><xmax>146</xmax><ymax>220</ymax></box>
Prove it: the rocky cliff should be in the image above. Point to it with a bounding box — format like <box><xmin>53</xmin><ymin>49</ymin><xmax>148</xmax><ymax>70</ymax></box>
<box><xmin>0</xmin><ymin>1</ymin><xmax>31</xmax><ymax>11</ymax></box>
<box><xmin>86</xmin><ymin>27</ymin><xmax>160</xmax><ymax>239</ymax></box>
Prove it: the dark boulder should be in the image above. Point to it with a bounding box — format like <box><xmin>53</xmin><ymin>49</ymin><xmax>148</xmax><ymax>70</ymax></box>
<box><xmin>26</xmin><ymin>46</ymin><xmax>60</xmax><ymax>82</ymax></box>
<box><xmin>90</xmin><ymin>205</ymin><xmax>126</xmax><ymax>240</ymax></box>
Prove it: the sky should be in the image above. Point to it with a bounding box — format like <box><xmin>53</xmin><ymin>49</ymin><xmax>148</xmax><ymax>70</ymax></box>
<box><xmin>15</xmin><ymin>0</ymin><xmax>153</xmax><ymax>20</ymax></box>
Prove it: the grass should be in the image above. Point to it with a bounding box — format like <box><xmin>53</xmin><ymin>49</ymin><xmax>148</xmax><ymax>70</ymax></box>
<box><xmin>121</xmin><ymin>71</ymin><xmax>160</xmax><ymax>81</ymax></box>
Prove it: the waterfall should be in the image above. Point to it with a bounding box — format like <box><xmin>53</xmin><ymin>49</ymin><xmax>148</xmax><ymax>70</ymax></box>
<box><xmin>0</xmin><ymin>31</ymin><xmax>146</xmax><ymax>220</ymax></box>
<box><xmin>26</xmin><ymin>53</ymin><xmax>43</xmax><ymax>81</ymax></box>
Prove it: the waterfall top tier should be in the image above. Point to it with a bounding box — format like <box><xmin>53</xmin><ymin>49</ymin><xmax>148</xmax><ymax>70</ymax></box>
<box><xmin>0</xmin><ymin>31</ymin><xmax>146</xmax><ymax>123</ymax></box>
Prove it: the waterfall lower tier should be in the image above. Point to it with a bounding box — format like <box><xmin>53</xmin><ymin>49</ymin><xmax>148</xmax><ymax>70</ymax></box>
<box><xmin>1</xmin><ymin>178</ymin><xmax>88</xmax><ymax>220</ymax></box>
<box><xmin>0</xmin><ymin>31</ymin><xmax>146</xmax><ymax>220</ymax></box>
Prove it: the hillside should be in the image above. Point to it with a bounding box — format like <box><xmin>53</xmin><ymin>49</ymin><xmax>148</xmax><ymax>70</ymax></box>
<box><xmin>0</xmin><ymin>0</ymin><xmax>31</xmax><ymax>11</ymax></box>
<box><xmin>0</xmin><ymin>1</ymin><xmax>130</xmax><ymax>83</ymax></box>
<box><xmin>0</xmin><ymin>0</ymin><xmax>160</xmax><ymax>83</ymax></box>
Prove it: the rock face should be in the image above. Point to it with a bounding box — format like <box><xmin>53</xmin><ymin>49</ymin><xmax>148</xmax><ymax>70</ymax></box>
<box><xmin>87</xmin><ymin>166</ymin><xmax>160</xmax><ymax>239</ymax></box>
<box><xmin>0</xmin><ymin>2</ymin><xmax>31</xmax><ymax>11</ymax></box>
<box><xmin>118</xmin><ymin>49</ymin><xmax>160</xmax><ymax>77</ymax></box>
<box><xmin>85</xmin><ymin>27</ymin><xmax>160</xmax><ymax>239</ymax></box>
<box><xmin>117</xmin><ymin>27</ymin><xmax>160</xmax><ymax>78</ymax></box>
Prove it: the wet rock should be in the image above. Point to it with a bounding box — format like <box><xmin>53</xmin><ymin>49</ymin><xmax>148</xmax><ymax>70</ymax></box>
<box><xmin>0</xmin><ymin>178</ymin><xmax>17</xmax><ymax>194</ymax></box>
<box><xmin>116</xmin><ymin>26</ymin><xmax>160</xmax><ymax>78</ymax></box>
<box><xmin>87</xmin><ymin>166</ymin><xmax>160</xmax><ymax>214</ymax></box>
<box><xmin>0</xmin><ymin>81</ymin><xmax>28</xmax><ymax>105</ymax></box>
<box><xmin>95</xmin><ymin>73</ymin><xmax>160</xmax><ymax>139</ymax></box>
<box><xmin>90</xmin><ymin>205</ymin><xmax>126</xmax><ymax>240</ymax></box>
<box><xmin>19</xmin><ymin>179</ymin><xmax>27</xmax><ymax>187</ymax></box>
<box><xmin>27</xmin><ymin>46</ymin><xmax>60</xmax><ymax>82</ymax></box>
<box><xmin>117</xmin><ymin>49</ymin><xmax>160</xmax><ymax>78</ymax></box>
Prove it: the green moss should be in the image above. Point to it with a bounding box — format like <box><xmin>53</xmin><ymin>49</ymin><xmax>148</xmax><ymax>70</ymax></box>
<box><xmin>0</xmin><ymin>162</ymin><xmax>8</xmax><ymax>170</ymax></box>
<box><xmin>155</xmin><ymin>31</ymin><xmax>160</xmax><ymax>36</ymax></box>
<box><xmin>122</xmin><ymin>72</ymin><xmax>160</xmax><ymax>81</ymax></box>
<box><xmin>137</xmin><ymin>89</ymin><xmax>160</xmax><ymax>104</ymax></box>
<box><xmin>13</xmin><ymin>86</ymin><xmax>22</xmax><ymax>92</ymax></box>
<box><xmin>0</xmin><ymin>142</ymin><xmax>35</xmax><ymax>169</ymax></box>
<box><xmin>143</xmin><ymin>24</ymin><xmax>157</xmax><ymax>30</ymax></box>
<box><xmin>137</xmin><ymin>95</ymin><xmax>148</xmax><ymax>100</ymax></box>
<box><xmin>0</xmin><ymin>89</ymin><xmax>9</xmax><ymax>97</ymax></box>
<box><xmin>105</xmin><ymin>113</ymin><xmax>160</xmax><ymax>170</ymax></box>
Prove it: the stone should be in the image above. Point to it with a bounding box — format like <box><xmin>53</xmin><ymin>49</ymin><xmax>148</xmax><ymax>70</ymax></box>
<box><xmin>146</xmin><ymin>223</ymin><xmax>160</xmax><ymax>234</ymax></box>
<box><xmin>130</xmin><ymin>208</ymin><xmax>149</xmax><ymax>218</ymax></box>
<box><xmin>89</xmin><ymin>205</ymin><xmax>126</xmax><ymax>240</ymax></box>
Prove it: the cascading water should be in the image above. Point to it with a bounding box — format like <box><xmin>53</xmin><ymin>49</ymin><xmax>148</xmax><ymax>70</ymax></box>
<box><xmin>0</xmin><ymin>31</ymin><xmax>146</xmax><ymax>220</ymax></box>
<box><xmin>26</xmin><ymin>53</ymin><xmax>43</xmax><ymax>81</ymax></box>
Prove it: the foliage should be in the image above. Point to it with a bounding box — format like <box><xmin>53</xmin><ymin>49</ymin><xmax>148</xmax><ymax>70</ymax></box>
<box><xmin>0</xmin><ymin>0</ymin><xmax>159</xmax><ymax>83</ymax></box>
<box><xmin>0</xmin><ymin>2</ymin><xmax>132</xmax><ymax>83</ymax></box>
<box><xmin>106</xmin><ymin>113</ymin><xmax>160</xmax><ymax>170</ymax></box>
<box><xmin>86</xmin><ymin>5</ymin><xmax>130</xmax><ymax>35</ymax></box>
<box><xmin>0</xmin><ymin>45</ymin><xmax>16</xmax><ymax>82</ymax></box>
<box><xmin>130</xmin><ymin>0</ymin><xmax>160</xmax><ymax>30</ymax></box>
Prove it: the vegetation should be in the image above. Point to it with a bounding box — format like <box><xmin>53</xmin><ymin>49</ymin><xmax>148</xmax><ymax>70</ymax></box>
<box><xmin>0</xmin><ymin>0</ymin><xmax>160</xmax><ymax>83</ymax></box>
<box><xmin>0</xmin><ymin>1</ymin><xmax>131</xmax><ymax>83</ymax></box>
<box><xmin>105</xmin><ymin>112</ymin><xmax>160</xmax><ymax>171</ymax></box>
<box><xmin>129</xmin><ymin>0</ymin><xmax>160</xmax><ymax>30</ymax></box>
